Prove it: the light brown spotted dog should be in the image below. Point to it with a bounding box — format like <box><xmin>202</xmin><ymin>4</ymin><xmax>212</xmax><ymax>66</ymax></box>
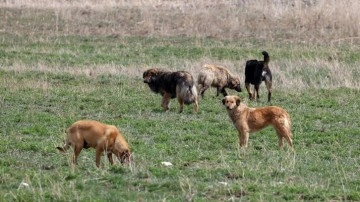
<box><xmin>197</xmin><ymin>64</ymin><xmax>242</xmax><ymax>98</ymax></box>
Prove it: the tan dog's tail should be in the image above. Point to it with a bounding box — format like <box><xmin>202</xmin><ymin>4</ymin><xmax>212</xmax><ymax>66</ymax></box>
<box><xmin>56</xmin><ymin>144</ymin><xmax>70</xmax><ymax>152</ymax></box>
<box><xmin>262</xmin><ymin>51</ymin><xmax>270</xmax><ymax>65</ymax></box>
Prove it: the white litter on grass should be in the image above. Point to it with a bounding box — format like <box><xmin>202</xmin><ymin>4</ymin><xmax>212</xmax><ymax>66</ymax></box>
<box><xmin>161</xmin><ymin>162</ymin><xmax>173</xmax><ymax>167</ymax></box>
<box><xmin>18</xmin><ymin>182</ymin><xmax>30</xmax><ymax>189</ymax></box>
<box><xmin>218</xmin><ymin>182</ymin><xmax>228</xmax><ymax>186</ymax></box>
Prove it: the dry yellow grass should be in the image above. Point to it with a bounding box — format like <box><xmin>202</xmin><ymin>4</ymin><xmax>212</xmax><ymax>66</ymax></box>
<box><xmin>1</xmin><ymin>0</ymin><xmax>359</xmax><ymax>90</ymax></box>
<box><xmin>1</xmin><ymin>0</ymin><xmax>360</xmax><ymax>42</ymax></box>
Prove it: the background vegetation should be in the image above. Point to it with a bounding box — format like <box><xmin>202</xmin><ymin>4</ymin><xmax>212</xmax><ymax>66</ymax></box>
<box><xmin>0</xmin><ymin>0</ymin><xmax>359</xmax><ymax>201</ymax></box>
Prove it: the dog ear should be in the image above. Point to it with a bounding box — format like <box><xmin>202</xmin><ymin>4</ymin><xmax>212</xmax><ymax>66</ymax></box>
<box><xmin>236</xmin><ymin>97</ymin><xmax>241</xmax><ymax>106</ymax></box>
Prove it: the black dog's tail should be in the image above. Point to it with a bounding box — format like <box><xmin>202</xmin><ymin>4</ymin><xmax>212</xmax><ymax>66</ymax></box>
<box><xmin>262</xmin><ymin>51</ymin><xmax>270</xmax><ymax>65</ymax></box>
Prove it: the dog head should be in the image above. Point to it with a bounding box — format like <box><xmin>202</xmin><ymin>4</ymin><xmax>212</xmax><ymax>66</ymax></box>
<box><xmin>143</xmin><ymin>68</ymin><xmax>161</xmax><ymax>84</ymax></box>
<box><xmin>113</xmin><ymin>145</ymin><xmax>132</xmax><ymax>164</ymax></box>
<box><xmin>113</xmin><ymin>133</ymin><xmax>132</xmax><ymax>164</ymax></box>
<box><xmin>118</xmin><ymin>149</ymin><xmax>132</xmax><ymax>164</ymax></box>
<box><xmin>222</xmin><ymin>95</ymin><xmax>241</xmax><ymax>110</ymax></box>
<box><xmin>228</xmin><ymin>77</ymin><xmax>242</xmax><ymax>92</ymax></box>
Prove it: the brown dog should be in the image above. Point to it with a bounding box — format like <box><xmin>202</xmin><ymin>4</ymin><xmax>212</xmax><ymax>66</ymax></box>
<box><xmin>143</xmin><ymin>68</ymin><xmax>198</xmax><ymax>113</ymax></box>
<box><xmin>222</xmin><ymin>95</ymin><xmax>293</xmax><ymax>148</ymax></box>
<box><xmin>197</xmin><ymin>64</ymin><xmax>242</xmax><ymax>97</ymax></box>
<box><xmin>57</xmin><ymin>120</ymin><xmax>131</xmax><ymax>168</ymax></box>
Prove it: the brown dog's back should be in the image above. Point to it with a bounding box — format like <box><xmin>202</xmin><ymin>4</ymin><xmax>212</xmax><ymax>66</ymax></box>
<box><xmin>61</xmin><ymin>120</ymin><xmax>112</xmax><ymax>149</ymax></box>
<box><xmin>246</xmin><ymin>106</ymin><xmax>291</xmax><ymax>133</ymax></box>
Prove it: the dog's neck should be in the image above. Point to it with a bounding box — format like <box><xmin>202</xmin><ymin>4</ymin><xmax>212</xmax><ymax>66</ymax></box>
<box><xmin>227</xmin><ymin>103</ymin><xmax>247</xmax><ymax>123</ymax></box>
<box><xmin>227</xmin><ymin>106</ymin><xmax>240</xmax><ymax>122</ymax></box>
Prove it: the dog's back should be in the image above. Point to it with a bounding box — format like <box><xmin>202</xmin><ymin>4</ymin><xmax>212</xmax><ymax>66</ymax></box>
<box><xmin>199</xmin><ymin>64</ymin><xmax>231</xmax><ymax>85</ymax></box>
<box><xmin>64</xmin><ymin>120</ymin><xmax>113</xmax><ymax>149</ymax></box>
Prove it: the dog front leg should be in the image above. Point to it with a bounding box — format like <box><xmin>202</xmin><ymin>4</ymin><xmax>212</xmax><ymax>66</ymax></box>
<box><xmin>220</xmin><ymin>88</ymin><xmax>228</xmax><ymax>97</ymax></box>
<box><xmin>245</xmin><ymin>83</ymin><xmax>252</xmax><ymax>100</ymax></box>
<box><xmin>161</xmin><ymin>94</ymin><xmax>171</xmax><ymax>111</ymax></box>
<box><xmin>107</xmin><ymin>153</ymin><xmax>114</xmax><ymax>165</ymax></box>
<box><xmin>95</xmin><ymin>149</ymin><xmax>103</xmax><ymax>168</ymax></box>
<box><xmin>216</xmin><ymin>87</ymin><xmax>221</xmax><ymax>96</ymax></box>
<box><xmin>239</xmin><ymin>132</ymin><xmax>249</xmax><ymax>148</ymax></box>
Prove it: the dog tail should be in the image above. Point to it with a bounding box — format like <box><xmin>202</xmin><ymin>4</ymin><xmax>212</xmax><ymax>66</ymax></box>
<box><xmin>57</xmin><ymin>134</ymin><xmax>71</xmax><ymax>152</ymax></box>
<box><xmin>262</xmin><ymin>51</ymin><xmax>270</xmax><ymax>65</ymax></box>
<box><xmin>56</xmin><ymin>144</ymin><xmax>70</xmax><ymax>152</ymax></box>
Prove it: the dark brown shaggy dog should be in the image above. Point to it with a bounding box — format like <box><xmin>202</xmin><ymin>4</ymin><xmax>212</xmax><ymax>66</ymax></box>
<box><xmin>57</xmin><ymin>120</ymin><xmax>131</xmax><ymax>168</ymax></box>
<box><xmin>197</xmin><ymin>64</ymin><xmax>242</xmax><ymax>97</ymax></box>
<box><xmin>143</xmin><ymin>68</ymin><xmax>198</xmax><ymax>113</ymax></box>
<box><xmin>222</xmin><ymin>95</ymin><xmax>293</xmax><ymax>148</ymax></box>
<box><xmin>245</xmin><ymin>51</ymin><xmax>272</xmax><ymax>102</ymax></box>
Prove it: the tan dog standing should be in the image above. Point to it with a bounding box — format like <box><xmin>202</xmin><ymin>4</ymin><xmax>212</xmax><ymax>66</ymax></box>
<box><xmin>222</xmin><ymin>95</ymin><xmax>293</xmax><ymax>148</ymax></box>
<box><xmin>57</xmin><ymin>120</ymin><xmax>131</xmax><ymax>168</ymax></box>
<box><xmin>197</xmin><ymin>64</ymin><xmax>242</xmax><ymax>98</ymax></box>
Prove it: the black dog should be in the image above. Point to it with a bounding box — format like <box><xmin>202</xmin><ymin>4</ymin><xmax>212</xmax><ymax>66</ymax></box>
<box><xmin>244</xmin><ymin>51</ymin><xmax>272</xmax><ymax>102</ymax></box>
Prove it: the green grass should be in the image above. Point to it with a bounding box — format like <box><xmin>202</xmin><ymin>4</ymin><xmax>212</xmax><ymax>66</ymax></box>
<box><xmin>2</xmin><ymin>34</ymin><xmax>360</xmax><ymax>68</ymax></box>
<box><xmin>0</xmin><ymin>64</ymin><xmax>359</xmax><ymax>201</ymax></box>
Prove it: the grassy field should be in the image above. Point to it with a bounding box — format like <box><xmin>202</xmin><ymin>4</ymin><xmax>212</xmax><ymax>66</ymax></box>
<box><xmin>1</xmin><ymin>1</ymin><xmax>360</xmax><ymax>201</ymax></box>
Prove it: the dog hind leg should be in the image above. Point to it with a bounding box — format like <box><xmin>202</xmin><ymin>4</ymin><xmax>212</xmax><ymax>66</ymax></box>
<box><xmin>198</xmin><ymin>84</ymin><xmax>209</xmax><ymax>98</ymax></box>
<box><xmin>275</xmin><ymin>127</ymin><xmax>293</xmax><ymax>148</ymax></box>
<box><xmin>265</xmin><ymin>77</ymin><xmax>272</xmax><ymax>102</ymax></box>
<box><xmin>177</xmin><ymin>96</ymin><xmax>184</xmax><ymax>113</ymax></box>
<box><xmin>276</xmin><ymin>133</ymin><xmax>285</xmax><ymax>148</ymax></box>
<box><xmin>254</xmin><ymin>84</ymin><xmax>260</xmax><ymax>100</ymax></box>
<box><xmin>161</xmin><ymin>93</ymin><xmax>171</xmax><ymax>111</ymax></box>
<box><xmin>245</xmin><ymin>83</ymin><xmax>253</xmax><ymax>100</ymax></box>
